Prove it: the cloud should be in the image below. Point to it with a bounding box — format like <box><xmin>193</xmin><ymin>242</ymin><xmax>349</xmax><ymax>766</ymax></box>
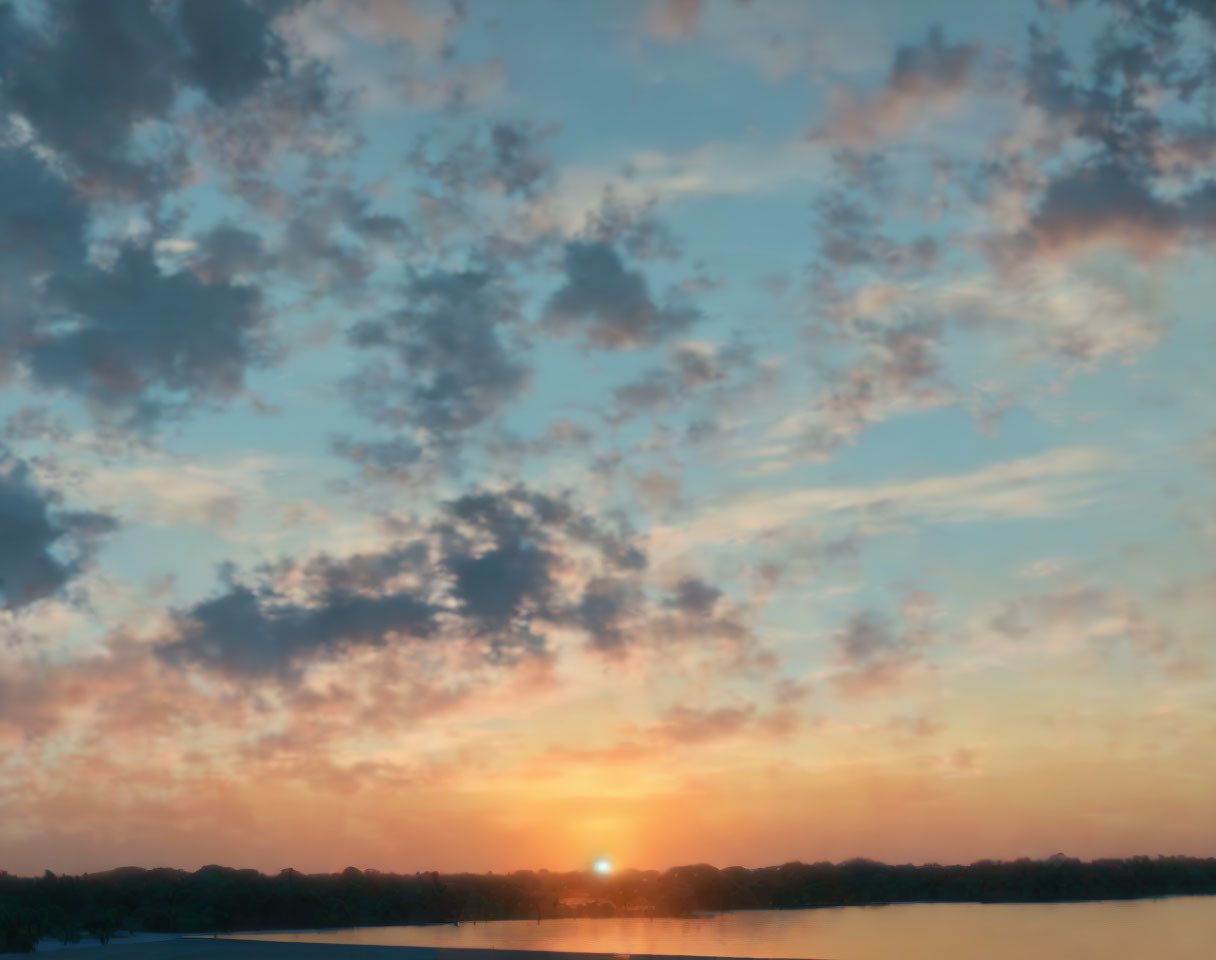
<box><xmin>980</xmin><ymin>6</ymin><xmax>1216</xmax><ymax>267</ymax></box>
<box><xmin>0</xmin><ymin>444</ymin><xmax>116</xmax><ymax>611</ymax></box>
<box><xmin>647</xmin><ymin>703</ymin><xmax>755</xmax><ymax>743</ymax></box>
<box><xmin>0</xmin><ymin>146</ymin><xmax>90</xmax><ymax>379</ymax></box>
<box><xmin>0</xmin><ymin>0</ymin><xmax>321</xmax><ymax>196</ymax></box>
<box><xmin>346</xmin><ymin>270</ymin><xmax>529</xmax><ymax>441</ymax></box>
<box><xmin>157</xmin><ymin>550</ymin><xmax>438</xmax><ymax>681</ymax></box>
<box><xmin>273</xmin><ymin>186</ymin><xmax>410</xmax><ymax>293</ymax></box>
<box><xmin>831</xmin><ymin>610</ymin><xmax>935</xmax><ymax>699</ymax></box>
<box><xmin>331</xmin><ymin>435</ymin><xmax>430</xmax><ymax>486</ymax></box>
<box><xmin>0</xmin><ymin>146</ymin><xmax>89</xmax><ymax>277</ymax></box>
<box><xmin>817</xmin><ymin>26</ymin><xmax>980</xmax><ymax>146</ymax></box>
<box><xmin>189</xmin><ymin>224</ymin><xmax>271</xmax><ymax>285</ymax></box>
<box><xmin>82</xmin><ymin>456</ymin><xmax>275</xmax><ymax>529</ymax></box>
<box><xmin>1</xmin><ymin>407</ymin><xmax>71</xmax><ymax>445</ymax></box>
<box><xmin>642</xmin><ymin>0</ymin><xmax>704</xmax><ymax>42</ymax></box>
<box><xmin>178</xmin><ymin>0</ymin><xmax>286</xmax><ymax>106</ymax></box>
<box><xmin>798</xmin><ymin>318</ymin><xmax>948</xmax><ymax>458</ymax></box>
<box><xmin>664</xmin><ymin>576</ymin><xmax>723</xmax><ymax>617</ymax></box>
<box><xmin>157</xmin><ymin>485</ymin><xmax>652</xmax><ymax>679</ymax></box>
<box><xmin>437</xmin><ymin>486</ymin><xmax>646</xmax><ymax>654</ymax></box>
<box><xmin>813</xmin><ymin>190</ymin><xmax>940</xmax><ymax>272</ymax></box>
<box><xmin>282</xmin><ymin>0</ymin><xmax>461</xmax><ymax>59</ymax></box>
<box><xmin>984</xmin><ymin>583</ymin><xmax>1180</xmax><ymax>664</ymax></box>
<box><xmin>408</xmin><ymin>121</ymin><xmax>558</xmax><ymax>201</ymax></box>
<box><xmin>573</xmin><ymin>577</ymin><xmax>647</xmax><ymax>652</ymax></box>
<box><xmin>192</xmin><ymin>57</ymin><xmax>353</xmax><ymax>172</ymax></box>
<box><xmin>610</xmin><ymin>341</ymin><xmax>758</xmax><ymax>421</ymax></box>
<box><xmin>1016</xmin><ymin>163</ymin><xmax>1216</xmax><ymax>263</ymax></box>
<box><xmin>29</xmin><ymin>245</ymin><xmax>267</xmax><ymax>429</ymax></box>
<box><xmin>542</xmin><ymin>242</ymin><xmax>701</xmax><ymax>349</ymax></box>
<box><xmin>931</xmin><ymin>262</ymin><xmax>1167</xmax><ymax>363</ymax></box>
<box><xmin>0</xmin><ymin>0</ymin><xmax>183</xmax><ymax>195</ymax></box>
<box><xmin>653</xmin><ymin>446</ymin><xmax>1112</xmax><ymax>554</ymax></box>
<box><xmin>526</xmin><ymin>138</ymin><xmax>834</xmax><ymax>237</ymax></box>
<box><xmin>537</xmin><ymin>691</ymin><xmax>805</xmax><ymax>770</ymax></box>
<box><xmin>815</xmin><ymin>261</ymin><xmax>1164</xmax><ymax>385</ymax></box>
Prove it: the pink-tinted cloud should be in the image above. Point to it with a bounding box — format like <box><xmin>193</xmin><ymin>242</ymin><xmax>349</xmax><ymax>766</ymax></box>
<box><xmin>816</xmin><ymin>27</ymin><xmax>980</xmax><ymax>145</ymax></box>
<box><xmin>642</xmin><ymin>0</ymin><xmax>704</xmax><ymax>42</ymax></box>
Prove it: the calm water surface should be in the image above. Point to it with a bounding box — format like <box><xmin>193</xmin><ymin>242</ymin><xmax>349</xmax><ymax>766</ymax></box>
<box><xmin>227</xmin><ymin>895</ymin><xmax>1216</xmax><ymax>960</ymax></box>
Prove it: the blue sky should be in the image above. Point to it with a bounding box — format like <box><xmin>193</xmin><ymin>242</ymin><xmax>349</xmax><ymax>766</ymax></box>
<box><xmin>0</xmin><ymin>0</ymin><xmax>1214</xmax><ymax>874</ymax></box>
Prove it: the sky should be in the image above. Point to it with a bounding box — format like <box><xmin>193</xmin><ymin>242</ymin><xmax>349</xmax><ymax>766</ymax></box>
<box><xmin>1</xmin><ymin>0</ymin><xmax>1215</xmax><ymax>877</ymax></box>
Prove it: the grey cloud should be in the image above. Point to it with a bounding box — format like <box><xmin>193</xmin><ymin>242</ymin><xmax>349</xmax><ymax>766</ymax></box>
<box><xmin>0</xmin><ymin>147</ymin><xmax>90</xmax><ymax>379</ymax></box>
<box><xmin>154</xmin><ymin>482</ymin><xmax>767</xmax><ymax>683</ymax></box>
<box><xmin>408</xmin><ymin>120</ymin><xmax>557</xmax><ymax>201</ymax></box>
<box><xmin>436</xmin><ymin>486</ymin><xmax>644</xmax><ymax>652</ymax></box>
<box><xmin>1</xmin><ymin>407</ymin><xmax>71</xmax><ymax>445</ymax></box>
<box><xmin>832</xmin><ymin>609</ymin><xmax>934</xmax><ymax>699</ymax></box>
<box><xmin>276</xmin><ymin>186</ymin><xmax>410</xmax><ymax>292</ymax></box>
<box><xmin>0</xmin><ymin>0</ymin><xmax>182</xmax><ymax>195</ymax></box>
<box><xmin>488</xmin><ymin>122</ymin><xmax>556</xmax><ymax>198</ymax></box>
<box><xmin>435</xmin><ymin>486</ymin><xmax>644</xmax><ymax>654</ymax></box>
<box><xmin>543</xmin><ymin>242</ymin><xmax>701</xmax><ymax>349</ymax></box>
<box><xmin>1024</xmin><ymin>24</ymin><xmax>1079</xmax><ymax>120</ymax></box>
<box><xmin>188</xmin><ymin>42</ymin><xmax>351</xmax><ymax>175</ymax></box>
<box><xmin>192</xmin><ymin>225</ymin><xmax>271</xmax><ymax>284</ymax></box>
<box><xmin>178</xmin><ymin>0</ymin><xmax>285</xmax><ymax>106</ymax></box>
<box><xmin>0</xmin><ymin>147</ymin><xmax>89</xmax><ymax>278</ymax></box>
<box><xmin>0</xmin><ymin>444</ymin><xmax>116</xmax><ymax>611</ymax></box>
<box><xmin>665</xmin><ymin>576</ymin><xmax>722</xmax><ymax>617</ymax></box>
<box><xmin>1018</xmin><ymin>162</ymin><xmax>1216</xmax><ymax>260</ymax></box>
<box><xmin>890</xmin><ymin>26</ymin><xmax>979</xmax><ymax>95</ymax></box>
<box><xmin>31</xmin><ymin>245</ymin><xmax>266</xmax><ymax>429</ymax></box>
<box><xmin>347</xmin><ymin>269</ymin><xmax>529</xmax><ymax>440</ymax></box>
<box><xmin>301</xmin><ymin>540</ymin><xmax>433</xmax><ymax>596</ymax></box>
<box><xmin>802</xmin><ymin>319</ymin><xmax>945</xmax><ymax>457</ymax></box>
<box><xmin>611</xmin><ymin>344</ymin><xmax>737</xmax><ymax>419</ymax></box>
<box><xmin>816</xmin><ymin>26</ymin><xmax>980</xmax><ymax>144</ymax></box>
<box><xmin>836</xmin><ymin>611</ymin><xmax>899</xmax><ymax>663</ymax></box>
<box><xmin>331</xmin><ymin>435</ymin><xmax>428</xmax><ymax>485</ymax></box>
<box><xmin>814</xmin><ymin>190</ymin><xmax>940</xmax><ymax>272</ymax></box>
<box><xmin>581</xmin><ymin>188</ymin><xmax>683</xmax><ymax>262</ymax></box>
<box><xmin>194</xmin><ymin>188</ymin><xmax>408</xmax><ymax>293</ymax></box>
<box><xmin>484</xmin><ymin>419</ymin><xmax>596</xmax><ymax>467</ymax></box>
<box><xmin>986</xmin><ymin>2</ymin><xmax>1216</xmax><ymax>264</ymax></box>
<box><xmin>158</xmin><ymin>550</ymin><xmax>437</xmax><ymax>681</ymax></box>
<box><xmin>1034</xmin><ymin>163</ymin><xmax>1177</xmax><ymax>248</ymax></box>
<box><xmin>0</xmin><ymin>0</ymin><xmax>313</xmax><ymax>197</ymax></box>
<box><xmin>0</xmin><ymin>149</ymin><xmax>280</xmax><ymax>432</ymax></box>
<box><xmin>983</xmin><ymin>159</ymin><xmax>1216</xmax><ymax>267</ymax></box>
<box><xmin>158</xmin><ymin>485</ymin><xmax>652</xmax><ymax>680</ymax></box>
<box><xmin>574</xmin><ymin>577</ymin><xmax>645</xmax><ymax>652</ymax></box>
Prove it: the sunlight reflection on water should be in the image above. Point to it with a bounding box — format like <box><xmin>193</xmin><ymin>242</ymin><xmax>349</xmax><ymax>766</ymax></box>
<box><xmin>226</xmin><ymin>895</ymin><xmax>1216</xmax><ymax>960</ymax></box>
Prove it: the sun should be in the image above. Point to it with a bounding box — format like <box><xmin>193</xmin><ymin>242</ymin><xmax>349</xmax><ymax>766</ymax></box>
<box><xmin>592</xmin><ymin>857</ymin><xmax>614</xmax><ymax>875</ymax></box>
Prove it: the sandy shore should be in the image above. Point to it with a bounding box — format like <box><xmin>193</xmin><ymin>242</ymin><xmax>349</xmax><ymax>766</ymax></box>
<box><xmin>2</xmin><ymin>937</ymin><xmax>768</xmax><ymax>960</ymax></box>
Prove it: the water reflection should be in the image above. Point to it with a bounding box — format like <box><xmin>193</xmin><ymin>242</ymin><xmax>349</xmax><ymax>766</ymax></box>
<box><xmin>228</xmin><ymin>895</ymin><xmax>1216</xmax><ymax>960</ymax></box>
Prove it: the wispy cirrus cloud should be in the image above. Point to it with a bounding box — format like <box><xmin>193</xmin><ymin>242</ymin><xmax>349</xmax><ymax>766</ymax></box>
<box><xmin>653</xmin><ymin>446</ymin><xmax>1113</xmax><ymax>555</ymax></box>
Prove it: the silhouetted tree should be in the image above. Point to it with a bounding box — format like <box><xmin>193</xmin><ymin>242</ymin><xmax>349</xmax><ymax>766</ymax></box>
<box><xmin>1</xmin><ymin>855</ymin><xmax>1213</xmax><ymax>937</ymax></box>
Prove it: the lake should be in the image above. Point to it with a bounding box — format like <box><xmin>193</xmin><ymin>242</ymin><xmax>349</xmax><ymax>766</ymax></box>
<box><xmin>224</xmin><ymin>895</ymin><xmax>1216</xmax><ymax>960</ymax></box>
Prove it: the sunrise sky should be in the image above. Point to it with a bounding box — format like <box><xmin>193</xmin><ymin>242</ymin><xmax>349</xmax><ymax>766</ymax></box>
<box><xmin>1</xmin><ymin>0</ymin><xmax>1215</xmax><ymax>877</ymax></box>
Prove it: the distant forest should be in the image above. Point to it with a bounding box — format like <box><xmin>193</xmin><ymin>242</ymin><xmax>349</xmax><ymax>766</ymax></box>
<box><xmin>3</xmin><ymin>855</ymin><xmax>1216</xmax><ymax>952</ymax></box>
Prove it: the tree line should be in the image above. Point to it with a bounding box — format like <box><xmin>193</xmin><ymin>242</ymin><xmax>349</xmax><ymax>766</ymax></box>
<box><xmin>2</xmin><ymin>855</ymin><xmax>1215</xmax><ymax>952</ymax></box>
